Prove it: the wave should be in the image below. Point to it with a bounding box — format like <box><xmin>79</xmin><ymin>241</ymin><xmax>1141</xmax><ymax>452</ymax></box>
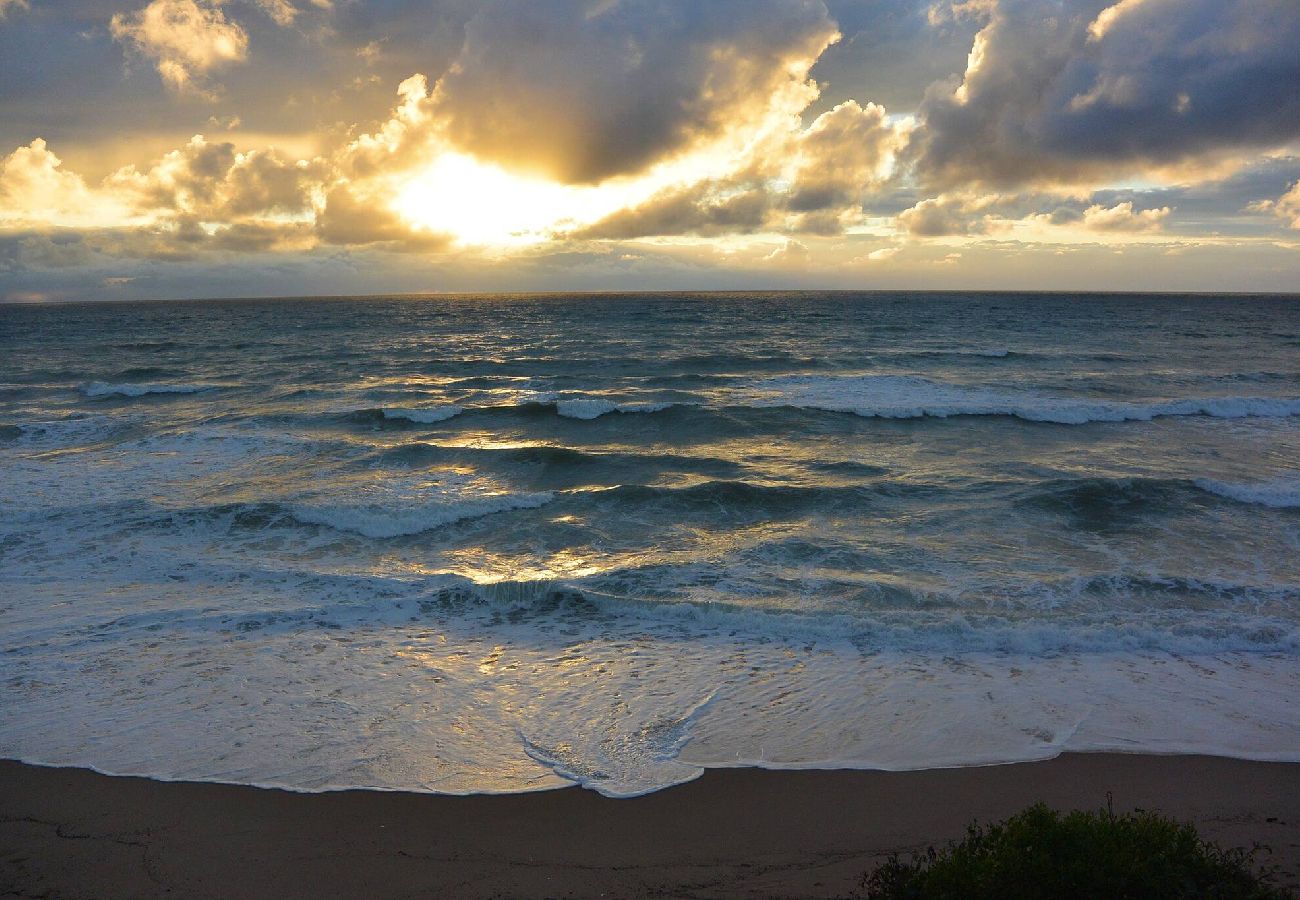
<box><xmin>1</xmin><ymin>415</ymin><xmax>126</xmax><ymax>447</ymax></box>
<box><xmin>1021</xmin><ymin>476</ymin><xmax>1194</xmax><ymax>522</ymax></box>
<box><xmin>345</xmin><ymin>397</ymin><xmax>679</xmax><ymax>427</ymax></box>
<box><xmin>364</xmin><ymin>442</ymin><xmax>746</xmax><ymax>482</ymax></box>
<box><xmin>381</xmin><ymin>405</ymin><xmax>464</xmax><ymax>424</ymax></box>
<box><xmin>749</xmin><ymin>375</ymin><xmax>1300</xmax><ymax>424</ymax></box>
<box><xmin>565</xmin><ymin>474</ymin><xmax>1299</xmax><ymax>521</ymax></box>
<box><xmin>1195</xmin><ymin>476</ymin><xmax>1300</xmax><ymax>509</ymax></box>
<box><xmin>80</xmin><ymin>381</ymin><xmax>212</xmax><ymax>398</ymax></box>
<box><xmin>113</xmin><ymin>367</ymin><xmax>186</xmax><ymax>380</ymax></box>
<box><xmin>33</xmin><ymin>568</ymin><xmax>1299</xmax><ymax>658</ymax></box>
<box><xmin>892</xmin><ymin>347</ymin><xmax>1015</xmax><ymax>360</ymax></box>
<box><xmin>1018</xmin><ymin>474</ymin><xmax>1300</xmax><ymax>520</ymax></box>
<box><xmin>342</xmin><ymin>406</ymin><xmax>465</xmax><ymax>429</ymax></box>
<box><xmin>566</xmin><ymin>479</ymin><xmax>877</xmax><ymax>517</ymax></box>
<box><xmin>287</xmin><ymin>486</ymin><xmax>551</xmax><ymax>541</ymax></box>
<box><xmin>555</xmin><ymin>398</ymin><xmax>676</xmax><ymax>419</ymax></box>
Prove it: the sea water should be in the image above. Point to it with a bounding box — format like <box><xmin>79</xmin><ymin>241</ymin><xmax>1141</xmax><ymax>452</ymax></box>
<box><xmin>1</xmin><ymin>292</ymin><xmax>1297</xmax><ymax>797</ymax></box>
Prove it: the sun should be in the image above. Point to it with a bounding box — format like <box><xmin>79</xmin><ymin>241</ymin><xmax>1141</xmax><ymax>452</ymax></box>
<box><xmin>391</xmin><ymin>152</ymin><xmax>645</xmax><ymax>247</ymax></box>
<box><xmin>389</xmin><ymin>137</ymin><xmax>759</xmax><ymax>248</ymax></box>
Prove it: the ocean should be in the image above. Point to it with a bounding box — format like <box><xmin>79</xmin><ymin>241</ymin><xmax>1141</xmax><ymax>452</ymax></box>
<box><xmin>1</xmin><ymin>292</ymin><xmax>1297</xmax><ymax>797</ymax></box>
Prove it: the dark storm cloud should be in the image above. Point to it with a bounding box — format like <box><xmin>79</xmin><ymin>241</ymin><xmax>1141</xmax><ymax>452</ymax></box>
<box><xmin>430</xmin><ymin>0</ymin><xmax>839</xmax><ymax>183</ymax></box>
<box><xmin>912</xmin><ymin>0</ymin><xmax>1300</xmax><ymax>188</ymax></box>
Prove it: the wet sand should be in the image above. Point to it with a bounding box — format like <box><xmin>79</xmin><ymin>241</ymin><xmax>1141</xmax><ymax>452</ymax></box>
<box><xmin>2</xmin><ymin>754</ymin><xmax>1297</xmax><ymax>898</ymax></box>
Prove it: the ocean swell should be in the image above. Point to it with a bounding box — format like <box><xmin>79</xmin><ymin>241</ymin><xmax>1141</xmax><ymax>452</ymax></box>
<box><xmin>80</xmin><ymin>381</ymin><xmax>214</xmax><ymax>398</ymax></box>
<box><xmin>748</xmin><ymin>375</ymin><xmax>1300</xmax><ymax>424</ymax></box>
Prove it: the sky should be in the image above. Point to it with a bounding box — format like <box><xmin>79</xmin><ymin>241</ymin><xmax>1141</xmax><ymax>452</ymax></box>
<box><xmin>1</xmin><ymin>0</ymin><xmax>1298</xmax><ymax>301</ymax></box>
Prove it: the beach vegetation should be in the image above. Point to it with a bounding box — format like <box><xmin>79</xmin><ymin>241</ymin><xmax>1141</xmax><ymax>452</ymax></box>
<box><xmin>858</xmin><ymin>801</ymin><xmax>1288</xmax><ymax>899</ymax></box>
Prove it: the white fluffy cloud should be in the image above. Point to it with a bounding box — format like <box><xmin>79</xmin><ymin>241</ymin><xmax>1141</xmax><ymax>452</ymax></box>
<box><xmin>1081</xmin><ymin>200</ymin><xmax>1170</xmax><ymax>232</ymax></box>
<box><xmin>0</xmin><ymin>139</ymin><xmax>132</xmax><ymax>227</ymax></box>
<box><xmin>107</xmin><ymin>135</ymin><xmax>319</xmax><ymax>218</ymax></box>
<box><xmin>110</xmin><ymin>0</ymin><xmax>249</xmax><ymax>96</ymax></box>
<box><xmin>897</xmin><ymin>195</ymin><xmax>991</xmax><ymax>236</ymax></box>
<box><xmin>1251</xmin><ymin>181</ymin><xmax>1300</xmax><ymax>230</ymax></box>
<box><xmin>787</xmin><ymin>101</ymin><xmax>905</xmax><ymax>212</ymax></box>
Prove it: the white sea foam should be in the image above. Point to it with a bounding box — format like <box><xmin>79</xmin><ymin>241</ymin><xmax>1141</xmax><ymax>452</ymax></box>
<box><xmin>1195</xmin><ymin>475</ymin><xmax>1300</xmax><ymax>508</ymax></box>
<box><xmin>290</xmin><ymin>474</ymin><xmax>553</xmax><ymax>538</ymax></box>
<box><xmin>749</xmin><ymin>375</ymin><xmax>1300</xmax><ymax>424</ymax></box>
<box><xmin>2</xmin><ymin>567</ymin><xmax>1296</xmax><ymax>797</ymax></box>
<box><xmin>381</xmin><ymin>405</ymin><xmax>464</xmax><ymax>424</ymax></box>
<box><xmin>556</xmin><ymin>398</ymin><xmax>675</xmax><ymax>419</ymax></box>
<box><xmin>80</xmin><ymin>381</ymin><xmax>212</xmax><ymax>398</ymax></box>
<box><xmin>5</xmin><ymin>297</ymin><xmax>1299</xmax><ymax>799</ymax></box>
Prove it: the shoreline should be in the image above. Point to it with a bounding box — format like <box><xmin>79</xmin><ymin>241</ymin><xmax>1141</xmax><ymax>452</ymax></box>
<box><xmin>3</xmin><ymin>754</ymin><xmax>1297</xmax><ymax>898</ymax></box>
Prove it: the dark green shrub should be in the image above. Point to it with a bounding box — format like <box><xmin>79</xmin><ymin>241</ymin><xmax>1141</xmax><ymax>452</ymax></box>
<box><xmin>858</xmin><ymin>802</ymin><xmax>1289</xmax><ymax>899</ymax></box>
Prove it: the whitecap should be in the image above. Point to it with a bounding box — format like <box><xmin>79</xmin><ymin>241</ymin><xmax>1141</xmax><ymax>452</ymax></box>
<box><xmin>80</xmin><ymin>381</ymin><xmax>212</xmax><ymax>398</ymax></box>
<box><xmin>1195</xmin><ymin>475</ymin><xmax>1300</xmax><ymax>509</ymax></box>
<box><xmin>381</xmin><ymin>405</ymin><xmax>464</xmax><ymax>424</ymax></box>
<box><xmin>556</xmin><ymin>398</ymin><xmax>675</xmax><ymax>419</ymax></box>
<box><xmin>748</xmin><ymin>375</ymin><xmax>1300</xmax><ymax>425</ymax></box>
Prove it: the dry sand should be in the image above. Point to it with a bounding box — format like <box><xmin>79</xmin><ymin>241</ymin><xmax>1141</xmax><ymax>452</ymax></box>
<box><xmin>2</xmin><ymin>754</ymin><xmax>1297</xmax><ymax>898</ymax></box>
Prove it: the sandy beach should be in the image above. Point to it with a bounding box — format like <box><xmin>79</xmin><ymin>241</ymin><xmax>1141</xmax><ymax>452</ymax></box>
<box><xmin>2</xmin><ymin>753</ymin><xmax>1296</xmax><ymax>898</ymax></box>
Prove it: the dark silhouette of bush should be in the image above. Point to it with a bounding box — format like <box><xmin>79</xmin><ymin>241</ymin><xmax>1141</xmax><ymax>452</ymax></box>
<box><xmin>858</xmin><ymin>801</ymin><xmax>1288</xmax><ymax>899</ymax></box>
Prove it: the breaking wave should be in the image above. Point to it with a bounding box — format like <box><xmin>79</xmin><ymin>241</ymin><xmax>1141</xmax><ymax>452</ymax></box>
<box><xmin>1195</xmin><ymin>475</ymin><xmax>1300</xmax><ymax>509</ymax></box>
<box><xmin>381</xmin><ymin>405</ymin><xmax>464</xmax><ymax>424</ymax></box>
<box><xmin>555</xmin><ymin>397</ymin><xmax>676</xmax><ymax>419</ymax></box>
<box><xmin>749</xmin><ymin>375</ymin><xmax>1300</xmax><ymax>424</ymax></box>
<box><xmin>80</xmin><ymin>381</ymin><xmax>214</xmax><ymax>398</ymax></box>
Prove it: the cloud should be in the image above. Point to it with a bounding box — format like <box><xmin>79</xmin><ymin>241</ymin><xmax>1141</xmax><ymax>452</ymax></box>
<box><xmin>1086</xmin><ymin>0</ymin><xmax>1154</xmax><ymax>41</ymax></box>
<box><xmin>251</xmin><ymin>0</ymin><xmax>299</xmax><ymax>26</ymax></box>
<box><xmin>1080</xmin><ymin>200</ymin><xmax>1170</xmax><ymax>232</ymax></box>
<box><xmin>107</xmin><ymin>135</ymin><xmax>319</xmax><ymax>218</ymax></box>
<box><xmin>896</xmin><ymin>195</ymin><xmax>988</xmax><ymax>235</ymax></box>
<box><xmin>911</xmin><ymin>0</ymin><xmax>1300</xmax><ymax>189</ymax></box>
<box><xmin>926</xmin><ymin>0</ymin><xmax>996</xmax><ymax>26</ymax></box>
<box><xmin>572</xmin><ymin>182</ymin><xmax>772</xmax><ymax>240</ymax></box>
<box><xmin>571</xmin><ymin>97</ymin><xmax>907</xmax><ymax>239</ymax></box>
<box><xmin>247</xmin><ymin>0</ymin><xmax>333</xmax><ymax>26</ymax></box>
<box><xmin>1250</xmin><ymin>180</ymin><xmax>1300</xmax><ymax>230</ymax></box>
<box><xmin>896</xmin><ymin>190</ymin><xmax>1174</xmax><ymax>235</ymax></box>
<box><xmin>316</xmin><ymin>184</ymin><xmax>450</xmax><ymax>250</ymax></box>
<box><xmin>0</xmin><ymin>73</ymin><xmax>464</xmax><ymax>261</ymax></box>
<box><xmin>334</xmin><ymin>74</ymin><xmax>440</xmax><ymax>181</ymax></box>
<box><xmin>110</xmin><ymin>0</ymin><xmax>249</xmax><ymax>96</ymax></box>
<box><xmin>787</xmin><ymin>100</ymin><xmax>904</xmax><ymax>211</ymax></box>
<box><xmin>430</xmin><ymin>0</ymin><xmax>839</xmax><ymax>183</ymax></box>
<box><xmin>765</xmin><ymin>238</ymin><xmax>810</xmax><ymax>265</ymax></box>
<box><xmin>0</xmin><ymin>139</ymin><xmax>131</xmax><ymax>227</ymax></box>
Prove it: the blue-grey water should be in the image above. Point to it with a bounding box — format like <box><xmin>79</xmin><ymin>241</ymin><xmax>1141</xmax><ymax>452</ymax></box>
<box><xmin>1</xmin><ymin>292</ymin><xmax>1297</xmax><ymax>796</ymax></box>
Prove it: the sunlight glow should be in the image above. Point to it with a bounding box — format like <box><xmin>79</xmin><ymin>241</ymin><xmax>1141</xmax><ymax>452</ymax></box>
<box><xmin>392</xmin><ymin>152</ymin><xmax>656</xmax><ymax>246</ymax></box>
<box><xmin>389</xmin><ymin>111</ymin><xmax>786</xmax><ymax>247</ymax></box>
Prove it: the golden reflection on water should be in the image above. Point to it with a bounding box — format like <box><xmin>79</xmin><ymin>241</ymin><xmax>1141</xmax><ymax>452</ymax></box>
<box><xmin>444</xmin><ymin>547</ymin><xmax>610</xmax><ymax>584</ymax></box>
